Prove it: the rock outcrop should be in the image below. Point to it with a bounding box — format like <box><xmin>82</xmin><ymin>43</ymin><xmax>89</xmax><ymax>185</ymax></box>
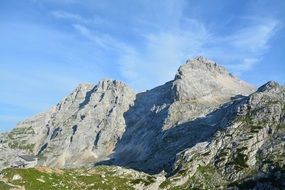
<box><xmin>167</xmin><ymin>81</ymin><xmax>285</xmax><ymax>189</ymax></box>
<box><xmin>1</xmin><ymin>80</ymin><xmax>136</xmax><ymax>169</ymax></box>
<box><xmin>111</xmin><ymin>56</ymin><xmax>255</xmax><ymax>173</ymax></box>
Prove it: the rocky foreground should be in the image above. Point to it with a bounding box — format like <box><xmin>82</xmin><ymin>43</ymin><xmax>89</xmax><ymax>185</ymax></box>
<box><xmin>0</xmin><ymin>56</ymin><xmax>284</xmax><ymax>189</ymax></box>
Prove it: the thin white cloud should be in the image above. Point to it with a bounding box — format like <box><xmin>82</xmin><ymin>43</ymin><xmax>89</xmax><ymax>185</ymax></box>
<box><xmin>32</xmin><ymin>0</ymin><xmax>78</xmax><ymax>4</ymax></box>
<box><xmin>71</xmin><ymin>16</ymin><xmax>280</xmax><ymax>90</ymax></box>
<box><xmin>117</xmin><ymin>23</ymin><xmax>212</xmax><ymax>90</ymax></box>
<box><xmin>73</xmin><ymin>24</ymin><xmax>106</xmax><ymax>48</ymax></box>
<box><xmin>228</xmin><ymin>58</ymin><xmax>261</xmax><ymax>76</ymax></box>
<box><xmin>226</xmin><ymin>18</ymin><xmax>279</xmax><ymax>53</ymax></box>
<box><xmin>117</xmin><ymin>18</ymin><xmax>280</xmax><ymax>90</ymax></box>
<box><xmin>51</xmin><ymin>10</ymin><xmax>110</xmax><ymax>27</ymax></box>
<box><xmin>47</xmin><ymin>2</ymin><xmax>281</xmax><ymax>91</ymax></box>
<box><xmin>51</xmin><ymin>11</ymin><xmax>83</xmax><ymax>20</ymax></box>
<box><xmin>216</xmin><ymin>18</ymin><xmax>280</xmax><ymax>73</ymax></box>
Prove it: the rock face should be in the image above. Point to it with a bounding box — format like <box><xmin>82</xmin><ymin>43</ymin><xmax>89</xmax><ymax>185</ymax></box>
<box><xmin>0</xmin><ymin>80</ymin><xmax>136</xmax><ymax>169</ymax></box>
<box><xmin>168</xmin><ymin>80</ymin><xmax>285</xmax><ymax>189</ymax></box>
<box><xmin>1</xmin><ymin>56</ymin><xmax>284</xmax><ymax>189</ymax></box>
<box><xmin>110</xmin><ymin>56</ymin><xmax>254</xmax><ymax>173</ymax></box>
<box><xmin>172</xmin><ymin>56</ymin><xmax>253</xmax><ymax>102</ymax></box>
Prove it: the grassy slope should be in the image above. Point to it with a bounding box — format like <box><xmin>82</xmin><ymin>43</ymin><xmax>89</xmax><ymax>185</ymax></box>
<box><xmin>0</xmin><ymin>181</ymin><xmax>12</xmax><ymax>190</ymax></box>
<box><xmin>1</xmin><ymin>166</ymin><xmax>158</xmax><ymax>190</ymax></box>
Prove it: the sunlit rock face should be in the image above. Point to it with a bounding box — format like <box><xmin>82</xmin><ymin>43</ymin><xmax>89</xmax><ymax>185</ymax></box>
<box><xmin>172</xmin><ymin>56</ymin><xmax>254</xmax><ymax>102</ymax></box>
<box><xmin>0</xmin><ymin>80</ymin><xmax>136</xmax><ymax>169</ymax></box>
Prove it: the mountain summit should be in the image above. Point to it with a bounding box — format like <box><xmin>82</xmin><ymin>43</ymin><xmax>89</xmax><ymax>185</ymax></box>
<box><xmin>1</xmin><ymin>57</ymin><xmax>284</xmax><ymax>189</ymax></box>
<box><xmin>172</xmin><ymin>56</ymin><xmax>254</xmax><ymax>102</ymax></box>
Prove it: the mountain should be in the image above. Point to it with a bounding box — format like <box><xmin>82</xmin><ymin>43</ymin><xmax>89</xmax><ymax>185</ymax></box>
<box><xmin>167</xmin><ymin>80</ymin><xmax>285</xmax><ymax>189</ymax></box>
<box><xmin>0</xmin><ymin>56</ymin><xmax>284</xmax><ymax>189</ymax></box>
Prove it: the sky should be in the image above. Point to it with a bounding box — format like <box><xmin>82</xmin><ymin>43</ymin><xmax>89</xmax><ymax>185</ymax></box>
<box><xmin>0</xmin><ymin>0</ymin><xmax>285</xmax><ymax>132</ymax></box>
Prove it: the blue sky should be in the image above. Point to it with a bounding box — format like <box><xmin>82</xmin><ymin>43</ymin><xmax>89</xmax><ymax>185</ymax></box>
<box><xmin>0</xmin><ymin>0</ymin><xmax>285</xmax><ymax>131</ymax></box>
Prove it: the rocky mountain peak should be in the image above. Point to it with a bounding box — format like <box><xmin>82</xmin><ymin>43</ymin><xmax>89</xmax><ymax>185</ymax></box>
<box><xmin>59</xmin><ymin>79</ymin><xmax>133</xmax><ymax>111</ymax></box>
<box><xmin>75</xmin><ymin>83</ymin><xmax>94</xmax><ymax>90</ymax></box>
<box><xmin>172</xmin><ymin>57</ymin><xmax>255</xmax><ymax>102</ymax></box>
<box><xmin>175</xmin><ymin>56</ymin><xmax>229</xmax><ymax>80</ymax></box>
<box><xmin>74</xmin><ymin>79</ymin><xmax>131</xmax><ymax>92</ymax></box>
<box><xmin>96</xmin><ymin>79</ymin><xmax>132</xmax><ymax>91</ymax></box>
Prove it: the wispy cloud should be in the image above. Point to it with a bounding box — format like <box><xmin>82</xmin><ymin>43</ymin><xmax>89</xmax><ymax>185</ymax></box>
<box><xmin>73</xmin><ymin>24</ymin><xmax>108</xmax><ymax>48</ymax></box>
<box><xmin>117</xmin><ymin>19</ymin><xmax>212</xmax><ymax>89</ymax></box>
<box><xmin>51</xmin><ymin>11</ymin><xmax>83</xmax><ymax>20</ymax></box>
<box><xmin>48</xmin><ymin>2</ymin><xmax>281</xmax><ymax>90</ymax></box>
<box><xmin>217</xmin><ymin>18</ymin><xmax>280</xmax><ymax>74</ymax></box>
<box><xmin>116</xmin><ymin>17</ymin><xmax>280</xmax><ymax>89</ymax></box>
<box><xmin>226</xmin><ymin>18</ymin><xmax>280</xmax><ymax>53</ymax></box>
<box><xmin>228</xmin><ymin>58</ymin><xmax>261</xmax><ymax>75</ymax></box>
<box><xmin>51</xmin><ymin>10</ymin><xmax>107</xmax><ymax>26</ymax></box>
<box><xmin>66</xmin><ymin>14</ymin><xmax>280</xmax><ymax>90</ymax></box>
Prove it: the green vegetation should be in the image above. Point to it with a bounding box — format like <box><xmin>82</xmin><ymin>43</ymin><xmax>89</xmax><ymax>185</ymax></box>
<box><xmin>196</xmin><ymin>165</ymin><xmax>216</xmax><ymax>179</ymax></box>
<box><xmin>277</xmin><ymin>123</ymin><xmax>285</xmax><ymax>130</ymax></box>
<box><xmin>1</xmin><ymin>166</ymin><xmax>158</xmax><ymax>190</ymax></box>
<box><xmin>3</xmin><ymin>168</ymin><xmax>74</xmax><ymax>190</ymax></box>
<box><xmin>37</xmin><ymin>153</ymin><xmax>47</xmax><ymax>161</ymax></box>
<box><xmin>159</xmin><ymin>179</ymin><xmax>171</xmax><ymax>188</ymax></box>
<box><xmin>159</xmin><ymin>178</ymin><xmax>190</xmax><ymax>190</ymax></box>
<box><xmin>232</xmin><ymin>152</ymin><xmax>249</xmax><ymax>170</ymax></box>
<box><xmin>240</xmin><ymin>114</ymin><xmax>254</xmax><ymax>125</ymax></box>
<box><xmin>130</xmin><ymin>176</ymin><xmax>156</xmax><ymax>186</ymax></box>
<box><xmin>8</xmin><ymin>127</ymin><xmax>35</xmax><ymax>139</ymax></box>
<box><xmin>6</xmin><ymin>126</ymin><xmax>36</xmax><ymax>152</ymax></box>
<box><xmin>228</xmin><ymin>165</ymin><xmax>285</xmax><ymax>189</ymax></box>
<box><xmin>177</xmin><ymin>169</ymin><xmax>187</xmax><ymax>176</ymax></box>
<box><xmin>8</xmin><ymin>141</ymin><xmax>35</xmax><ymax>152</ymax></box>
<box><xmin>214</xmin><ymin>149</ymin><xmax>229</xmax><ymax>165</ymax></box>
<box><xmin>0</xmin><ymin>181</ymin><xmax>12</xmax><ymax>190</ymax></box>
<box><xmin>75</xmin><ymin>172</ymin><xmax>134</xmax><ymax>190</ymax></box>
<box><xmin>201</xmin><ymin>151</ymin><xmax>210</xmax><ymax>156</ymax></box>
<box><xmin>186</xmin><ymin>165</ymin><xmax>227</xmax><ymax>189</ymax></box>
<box><xmin>250</xmin><ymin>125</ymin><xmax>263</xmax><ymax>133</ymax></box>
<box><xmin>237</xmin><ymin>147</ymin><xmax>248</xmax><ymax>152</ymax></box>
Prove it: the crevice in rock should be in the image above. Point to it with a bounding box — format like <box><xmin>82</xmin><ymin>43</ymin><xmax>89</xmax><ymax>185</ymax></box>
<box><xmin>93</xmin><ymin>131</ymin><xmax>101</xmax><ymax>149</ymax></box>
<box><xmin>114</xmin><ymin>96</ymin><xmax>119</xmax><ymax>104</ymax></box>
<box><xmin>107</xmin><ymin>108</ymin><xmax>114</xmax><ymax>116</ymax></box>
<box><xmin>72</xmin><ymin>125</ymin><xmax>78</xmax><ymax>135</ymax></box>
<box><xmin>37</xmin><ymin>143</ymin><xmax>48</xmax><ymax>155</ymax></box>
<box><xmin>99</xmin><ymin>93</ymin><xmax>105</xmax><ymax>102</ymax></box>
<box><xmin>50</xmin><ymin>127</ymin><xmax>61</xmax><ymax>140</ymax></box>
<box><xmin>46</xmin><ymin>126</ymin><xmax>50</xmax><ymax>136</ymax></box>
<box><xmin>79</xmin><ymin>86</ymin><xmax>97</xmax><ymax>109</ymax></box>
